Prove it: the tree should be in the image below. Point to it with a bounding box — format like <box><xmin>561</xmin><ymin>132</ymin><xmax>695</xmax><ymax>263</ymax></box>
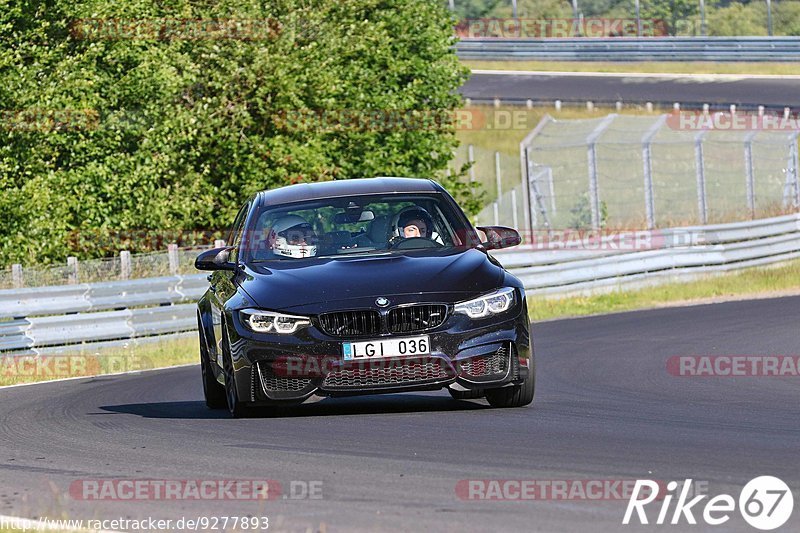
<box><xmin>0</xmin><ymin>0</ymin><xmax>469</xmax><ymax>265</ymax></box>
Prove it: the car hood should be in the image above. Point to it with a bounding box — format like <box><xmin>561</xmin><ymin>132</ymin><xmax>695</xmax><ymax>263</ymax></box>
<box><xmin>238</xmin><ymin>249</ymin><xmax>506</xmax><ymax>312</ymax></box>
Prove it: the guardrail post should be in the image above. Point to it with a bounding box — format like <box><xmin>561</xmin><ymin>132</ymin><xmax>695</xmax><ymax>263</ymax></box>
<box><xmin>67</xmin><ymin>257</ymin><xmax>79</xmax><ymax>285</ymax></box>
<box><xmin>12</xmin><ymin>264</ymin><xmax>22</xmax><ymax>289</ymax></box>
<box><xmin>168</xmin><ymin>244</ymin><xmax>179</xmax><ymax>275</ymax></box>
<box><xmin>120</xmin><ymin>250</ymin><xmax>131</xmax><ymax>280</ymax></box>
<box><xmin>744</xmin><ymin>131</ymin><xmax>758</xmax><ymax>218</ymax></box>
<box><xmin>494</xmin><ymin>151</ymin><xmax>502</xmax><ymax>205</ymax></box>
<box><xmin>694</xmin><ymin>132</ymin><xmax>708</xmax><ymax>224</ymax></box>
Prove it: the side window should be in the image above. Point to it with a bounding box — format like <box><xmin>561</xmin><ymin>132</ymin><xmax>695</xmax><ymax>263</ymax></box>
<box><xmin>227</xmin><ymin>202</ymin><xmax>251</xmax><ymax>262</ymax></box>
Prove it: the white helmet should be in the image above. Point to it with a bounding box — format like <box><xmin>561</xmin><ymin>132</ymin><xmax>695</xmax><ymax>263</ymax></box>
<box><xmin>267</xmin><ymin>215</ymin><xmax>317</xmax><ymax>258</ymax></box>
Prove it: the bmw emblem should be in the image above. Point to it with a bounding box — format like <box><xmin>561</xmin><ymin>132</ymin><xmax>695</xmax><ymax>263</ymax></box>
<box><xmin>376</xmin><ymin>297</ymin><xmax>390</xmax><ymax>307</ymax></box>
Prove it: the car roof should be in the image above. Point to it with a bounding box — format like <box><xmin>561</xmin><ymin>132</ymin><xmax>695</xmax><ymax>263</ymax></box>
<box><xmin>256</xmin><ymin>177</ymin><xmax>443</xmax><ymax>206</ymax></box>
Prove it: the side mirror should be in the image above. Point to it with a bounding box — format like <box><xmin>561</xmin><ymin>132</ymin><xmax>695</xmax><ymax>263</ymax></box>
<box><xmin>195</xmin><ymin>247</ymin><xmax>236</xmax><ymax>271</ymax></box>
<box><xmin>476</xmin><ymin>226</ymin><xmax>521</xmax><ymax>250</ymax></box>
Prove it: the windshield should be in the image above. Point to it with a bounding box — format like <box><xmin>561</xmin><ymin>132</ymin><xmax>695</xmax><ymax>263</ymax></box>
<box><xmin>242</xmin><ymin>193</ymin><xmax>476</xmax><ymax>262</ymax></box>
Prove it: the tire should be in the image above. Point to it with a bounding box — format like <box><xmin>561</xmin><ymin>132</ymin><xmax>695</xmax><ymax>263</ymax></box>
<box><xmin>448</xmin><ymin>388</ymin><xmax>484</xmax><ymax>400</ymax></box>
<box><xmin>198</xmin><ymin>316</ymin><xmax>226</xmax><ymax>409</ymax></box>
<box><xmin>221</xmin><ymin>329</ymin><xmax>249</xmax><ymax>418</ymax></box>
<box><xmin>485</xmin><ymin>362</ymin><xmax>535</xmax><ymax>408</ymax></box>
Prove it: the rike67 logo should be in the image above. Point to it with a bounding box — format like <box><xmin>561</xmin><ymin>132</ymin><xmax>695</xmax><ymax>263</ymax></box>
<box><xmin>623</xmin><ymin>477</ymin><xmax>794</xmax><ymax>530</ymax></box>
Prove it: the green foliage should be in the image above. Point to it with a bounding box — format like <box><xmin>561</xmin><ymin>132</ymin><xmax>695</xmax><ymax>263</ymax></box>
<box><xmin>773</xmin><ymin>1</ymin><xmax>800</xmax><ymax>36</ymax></box>
<box><xmin>569</xmin><ymin>193</ymin><xmax>608</xmax><ymax>230</ymax></box>
<box><xmin>636</xmin><ymin>0</ymin><xmax>699</xmax><ymax>36</ymax></box>
<box><xmin>707</xmin><ymin>1</ymin><xmax>767</xmax><ymax>36</ymax></box>
<box><xmin>0</xmin><ymin>0</ymin><xmax>469</xmax><ymax>265</ymax></box>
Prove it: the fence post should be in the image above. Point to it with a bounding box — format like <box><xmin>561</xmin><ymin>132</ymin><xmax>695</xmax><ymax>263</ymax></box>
<box><xmin>520</xmin><ymin>116</ymin><xmax>553</xmax><ymax>234</ymax></box>
<box><xmin>511</xmin><ymin>189</ymin><xmax>519</xmax><ymax>230</ymax></box>
<box><xmin>120</xmin><ymin>250</ymin><xmax>131</xmax><ymax>280</ymax></box>
<box><xmin>546</xmin><ymin>166</ymin><xmax>556</xmax><ymax>214</ymax></box>
<box><xmin>467</xmin><ymin>144</ymin><xmax>476</xmax><ymax>184</ymax></box>
<box><xmin>168</xmin><ymin>244</ymin><xmax>179</xmax><ymax>275</ymax></box>
<box><xmin>642</xmin><ymin>115</ymin><xmax>667</xmax><ymax>229</ymax></box>
<box><xmin>67</xmin><ymin>257</ymin><xmax>79</xmax><ymax>285</ymax></box>
<box><xmin>494</xmin><ymin>151</ymin><xmax>502</xmax><ymax>205</ymax></box>
<box><xmin>694</xmin><ymin>131</ymin><xmax>708</xmax><ymax>224</ymax></box>
<box><xmin>744</xmin><ymin>131</ymin><xmax>758</xmax><ymax>218</ymax></box>
<box><xmin>492</xmin><ymin>202</ymin><xmax>499</xmax><ymax>225</ymax></box>
<box><xmin>585</xmin><ymin>114</ymin><xmax>617</xmax><ymax>230</ymax></box>
<box><xmin>214</xmin><ymin>239</ymin><xmax>226</xmax><ymax>248</ymax></box>
<box><xmin>12</xmin><ymin>264</ymin><xmax>22</xmax><ymax>289</ymax></box>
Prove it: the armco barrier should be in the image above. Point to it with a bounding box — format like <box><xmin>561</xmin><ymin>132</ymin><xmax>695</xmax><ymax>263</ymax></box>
<box><xmin>455</xmin><ymin>37</ymin><xmax>800</xmax><ymax>62</ymax></box>
<box><xmin>2</xmin><ymin>213</ymin><xmax>800</xmax><ymax>354</ymax></box>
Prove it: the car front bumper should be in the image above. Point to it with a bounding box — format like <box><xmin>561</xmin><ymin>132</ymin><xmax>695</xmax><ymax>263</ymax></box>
<box><xmin>225</xmin><ymin>299</ymin><xmax>532</xmax><ymax>405</ymax></box>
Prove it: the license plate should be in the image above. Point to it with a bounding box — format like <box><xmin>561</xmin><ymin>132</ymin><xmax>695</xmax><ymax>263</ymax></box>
<box><xmin>342</xmin><ymin>336</ymin><xmax>430</xmax><ymax>361</ymax></box>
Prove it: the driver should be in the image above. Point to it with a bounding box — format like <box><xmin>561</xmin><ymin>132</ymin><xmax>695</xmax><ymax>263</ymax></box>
<box><xmin>397</xmin><ymin>208</ymin><xmax>433</xmax><ymax>239</ymax></box>
<box><xmin>266</xmin><ymin>215</ymin><xmax>318</xmax><ymax>258</ymax></box>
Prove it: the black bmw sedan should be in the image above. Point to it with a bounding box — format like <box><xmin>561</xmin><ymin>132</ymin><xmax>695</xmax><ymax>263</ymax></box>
<box><xmin>195</xmin><ymin>177</ymin><xmax>534</xmax><ymax>417</ymax></box>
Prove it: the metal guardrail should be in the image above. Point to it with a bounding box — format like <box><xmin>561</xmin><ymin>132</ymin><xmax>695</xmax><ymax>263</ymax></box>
<box><xmin>2</xmin><ymin>213</ymin><xmax>800</xmax><ymax>354</ymax></box>
<box><xmin>456</xmin><ymin>37</ymin><xmax>800</xmax><ymax>61</ymax></box>
<box><xmin>0</xmin><ymin>275</ymin><xmax>206</xmax><ymax>319</ymax></box>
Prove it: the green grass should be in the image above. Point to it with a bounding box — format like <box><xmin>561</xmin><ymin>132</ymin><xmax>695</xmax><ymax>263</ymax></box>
<box><xmin>0</xmin><ymin>336</ymin><xmax>198</xmax><ymax>387</ymax></box>
<box><xmin>529</xmin><ymin>258</ymin><xmax>800</xmax><ymax>321</ymax></box>
<box><xmin>463</xmin><ymin>60</ymin><xmax>800</xmax><ymax>76</ymax></box>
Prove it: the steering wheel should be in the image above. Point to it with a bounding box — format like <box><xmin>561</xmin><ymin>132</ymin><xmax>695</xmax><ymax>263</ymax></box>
<box><xmin>390</xmin><ymin>237</ymin><xmax>442</xmax><ymax>249</ymax></box>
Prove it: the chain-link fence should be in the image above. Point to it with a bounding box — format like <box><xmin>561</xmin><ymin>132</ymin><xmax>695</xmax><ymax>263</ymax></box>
<box><xmin>0</xmin><ymin>245</ymin><xmax>217</xmax><ymax>290</ymax></box>
<box><xmin>449</xmin><ymin>143</ymin><xmax>528</xmax><ymax>229</ymax></box>
<box><xmin>521</xmin><ymin>113</ymin><xmax>800</xmax><ymax>231</ymax></box>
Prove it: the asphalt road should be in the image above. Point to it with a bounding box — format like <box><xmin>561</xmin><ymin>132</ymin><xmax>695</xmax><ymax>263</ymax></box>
<box><xmin>462</xmin><ymin>71</ymin><xmax>800</xmax><ymax>109</ymax></box>
<box><xmin>1</xmin><ymin>296</ymin><xmax>799</xmax><ymax>532</ymax></box>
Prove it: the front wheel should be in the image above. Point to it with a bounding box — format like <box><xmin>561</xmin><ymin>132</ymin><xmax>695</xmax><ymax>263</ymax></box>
<box><xmin>485</xmin><ymin>366</ymin><xmax>535</xmax><ymax>408</ymax></box>
<box><xmin>199</xmin><ymin>316</ymin><xmax>226</xmax><ymax>409</ymax></box>
<box><xmin>222</xmin><ymin>331</ymin><xmax>249</xmax><ymax>418</ymax></box>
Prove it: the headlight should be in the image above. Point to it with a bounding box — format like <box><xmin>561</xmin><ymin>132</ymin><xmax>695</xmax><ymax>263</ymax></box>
<box><xmin>454</xmin><ymin>287</ymin><xmax>516</xmax><ymax>319</ymax></box>
<box><xmin>240</xmin><ymin>309</ymin><xmax>311</xmax><ymax>334</ymax></box>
